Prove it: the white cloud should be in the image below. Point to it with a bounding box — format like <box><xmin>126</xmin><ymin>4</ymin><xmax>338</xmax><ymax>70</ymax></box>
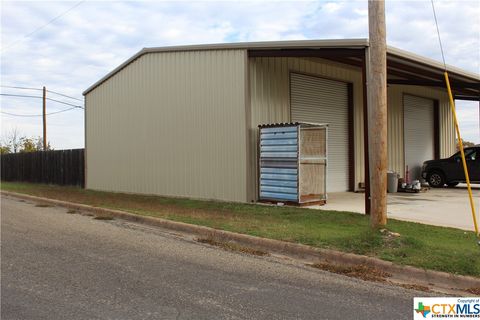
<box><xmin>456</xmin><ymin>101</ymin><xmax>480</xmax><ymax>143</ymax></box>
<box><xmin>1</xmin><ymin>0</ymin><xmax>479</xmax><ymax>149</ymax></box>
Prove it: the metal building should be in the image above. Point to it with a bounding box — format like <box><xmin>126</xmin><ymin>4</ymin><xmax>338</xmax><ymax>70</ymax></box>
<box><xmin>83</xmin><ymin>39</ymin><xmax>480</xmax><ymax>205</ymax></box>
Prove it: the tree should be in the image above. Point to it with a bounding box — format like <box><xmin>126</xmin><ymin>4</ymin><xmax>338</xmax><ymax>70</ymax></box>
<box><xmin>0</xmin><ymin>130</ymin><xmax>52</xmax><ymax>153</ymax></box>
<box><xmin>19</xmin><ymin>136</ymin><xmax>52</xmax><ymax>153</ymax></box>
<box><xmin>2</xmin><ymin>128</ymin><xmax>23</xmax><ymax>153</ymax></box>
<box><xmin>19</xmin><ymin>138</ymin><xmax>38</xmax><ymax>153</ymax></box>
<box><xmin>35</xmin><ymin>137</ymin><xmax>52</xmax><ymax>151</ymax></box>
<box><xmin>456</xmin><ymin>138</ymin><xmax>476</xmax><ymax>150</ymax></box>
<box><xmin>0</xmin><ymin>144</ymin><xmax>10</xmax><ymax>154</ymax></box>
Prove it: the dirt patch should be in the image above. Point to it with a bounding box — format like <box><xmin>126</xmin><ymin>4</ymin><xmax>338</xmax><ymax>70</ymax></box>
<box><xmin>310</xmin><ymin>262</ymin><xmax>392</xmax><ymax>282</ymax></box>
<box><xmin>34</xmin><ymin>203</ymin><xmax>53</xmax><ymax>208</ymax></box>
<box><xmin>66</xmin><ymin>209</ymin><xmax>78</xmax><ymax>214</ymax></box>
<box><xmin>197</xmin><ymin>237</ymin><xmax>268</xmax><ymax>256</ymax></box>
<box><xmin>467</xmin><ymin>287</ymin><xmax>480</xmax><ymax>295</ymax></box>
<box><xmin>396</xmin><ymin>283</ymin><xmax>430</xmax><ymax>292</ymax></box>
<box><xmin>93</xmin><ymin>215</ymin><xmax>114</xmax><ymax>220</ymax></box>
<box><xmin>81</xmin><ymin>212</ymin><xmax>95</xmax><ymax>217</ymax></box>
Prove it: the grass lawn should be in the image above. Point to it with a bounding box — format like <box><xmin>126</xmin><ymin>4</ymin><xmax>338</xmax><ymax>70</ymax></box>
<box><xmin>2</xmin><ymin>181</ymin><xmax>479</xmax><ymax>277</ymax></box>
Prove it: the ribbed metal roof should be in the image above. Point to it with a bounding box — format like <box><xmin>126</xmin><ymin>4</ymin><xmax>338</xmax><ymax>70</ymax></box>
<box><xmin>83</xmin><ymin>38</ymin><xmax>479</xmax><ymax>95</ymax></box>
<box><xmin>258</xmin><ymin>122</ymin><xmax>328</xmax><ymax>128</ymax></box>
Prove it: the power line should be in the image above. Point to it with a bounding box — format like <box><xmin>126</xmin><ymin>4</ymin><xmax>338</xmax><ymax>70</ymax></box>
<box><xmin>0</xmin><ymin>93</ymin><xmax>41</xmax><ymax>99</ymax></box>
<box><xmin>47</xmin><ymin>97</ymin><xmax>84</xmax><ymax>108</ymax></box>
<box><xmin>430</xmin><ymin>0</ymin><xmax>447</xmax><ymax>71</ymax></box>
<box><xmin>0</xmin><ymin>85</ymin><xmax>43</xmax><ymax>91</ymax></box>
<box><xmin>1</xmin><ymin>106</ymin><xmax>82</xmax><ymax>117</ymax></box>
<box><xmin>46</xmin><ymin>89</ymin><xmax>82</xmax><ymax>101</ymax></box>
<box><xmin>0</xmin><ymin>93</ymin><xmax>84</xmax><ymax>108</ymax></box>
<box><xmin>2</xmin><ymin>0</ymin><xmax>85</xmax><ymax>52</ymax></box>
<box><xmin>1</xmin><ymin>86</ymin><xmax>83</xmax><ymax>102</ymax></box>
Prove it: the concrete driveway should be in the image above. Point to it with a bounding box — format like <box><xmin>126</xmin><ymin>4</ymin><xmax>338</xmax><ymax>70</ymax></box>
<box><xmin>316</xmin><ymin>184</ymin><xmax>480</xmax><ymax>231</ymax></box>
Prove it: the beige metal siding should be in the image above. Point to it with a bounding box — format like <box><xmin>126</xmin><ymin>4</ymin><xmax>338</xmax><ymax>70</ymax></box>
<box><xmin>387</xmin><ymin>85</ymin><xmax>454</xmax><ymax>177</ymax></box>
<box><xmin>248</xmin><ymin>57</ymin><xmax>364</xmax><ymax>200</ymax></box>
<box><xmin>86</xmin><ymin>50</ymin><xmax>248</xmax><ymax>202</ymax></box>
<box><xmin>439</xmin><ymin>99</ymin><xmax>456</xmax><ymax>157</ymax></box>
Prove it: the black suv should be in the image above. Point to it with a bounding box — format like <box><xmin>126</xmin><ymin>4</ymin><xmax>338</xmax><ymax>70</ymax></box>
<box><xmin>422</xmin><ymin>146</ymin><xmax>480</xmax><ymax>187</ymax></box>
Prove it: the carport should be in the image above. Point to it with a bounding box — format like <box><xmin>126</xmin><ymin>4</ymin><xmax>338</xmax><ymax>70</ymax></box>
<box><xmin>384</xmin><ymin>48</ymin><xmax>480</xmax><ymax>183</ymax></box>
<box><xmin>247</xmin><ymin>41</ymin><xmax>480</xmax><ymax>212</ymax></box>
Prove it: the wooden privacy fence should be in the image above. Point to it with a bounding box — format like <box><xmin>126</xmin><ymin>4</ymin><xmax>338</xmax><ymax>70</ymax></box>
<box><xmin>1</xmin><ymin>149</ymin><xmax>85</xmax><ymax>187</ymax></box>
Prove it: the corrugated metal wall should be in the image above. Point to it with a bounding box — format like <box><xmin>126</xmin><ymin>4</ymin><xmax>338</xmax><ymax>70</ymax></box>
<box><xmin>387</xmin><ymin>85</ymin><xmax>455</xmax><ymax>177</ymax></box>
<box><xmin>248</xmin><ymin>57</ymin><xmax>364</xmax><ymax>201</ymax></box>
<box><xmin>248</xmin><ymin>56</ymin><xmax>455</xmax><ymax>201</ymax></box>
<box><xmin>85</xmin><ymin>48</ymin><xmax>455</xmax><ymax>203</ymax></box>
<box><xmin>438</xmin><ymin>96</ymin><xmax>456</xmax><ymax>157</ymax></box>
<box><xmin>86</xmin><ymin>49</ymin><xmax>248</xmax><ymax>202</ymax></box>
<box><xmin>258</xmin><ymin>125</ymin><xmax>299</xmax><ymax>202</ymax></box>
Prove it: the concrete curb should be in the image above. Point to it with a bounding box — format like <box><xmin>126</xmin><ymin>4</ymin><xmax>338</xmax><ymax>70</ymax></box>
<box><xmin>3</xmin><ymin>190</ymin><xmax>479</xmax><ymax>293</ymax></box>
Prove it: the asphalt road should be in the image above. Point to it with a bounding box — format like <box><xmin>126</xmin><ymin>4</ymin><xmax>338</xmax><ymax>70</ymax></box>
<box><xmin>1</xmin><ymin>195</ymin><xmax>426</xmax><ymax>320</ymax></box>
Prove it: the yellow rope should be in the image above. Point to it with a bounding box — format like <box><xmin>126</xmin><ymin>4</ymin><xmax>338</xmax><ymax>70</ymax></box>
<box><xmin>431</xmin><ymin>0</ymin><xmax>479</xmax><ymax>237</ymax></box>
<box><xmin>444</xmin><ymin>72</ymin><xmax>479</xmax><ymax>237</ymax></box>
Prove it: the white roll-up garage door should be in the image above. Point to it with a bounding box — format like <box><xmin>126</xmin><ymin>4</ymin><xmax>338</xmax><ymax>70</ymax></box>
<box><xmin>290</xmin><ymin>73</ymin><xmax>349</xmax><ymax>192</ymax></box>
<box><xmin>404</xmin><ymin>94</ymin><xmax>435</xmax><ymax>181</ymax></box>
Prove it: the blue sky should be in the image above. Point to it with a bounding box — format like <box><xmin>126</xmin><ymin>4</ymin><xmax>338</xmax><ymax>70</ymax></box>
<box><xmin>1</xmin><ymin>0</ymin><xmax>479</xmax><ymax>149</ymax></box>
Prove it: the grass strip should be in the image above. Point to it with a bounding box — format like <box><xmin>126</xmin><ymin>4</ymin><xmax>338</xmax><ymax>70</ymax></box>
<box><xmin>2</xmin><ymin>181</ymin><xmax>479</xmax><ymax>277</ymax></box>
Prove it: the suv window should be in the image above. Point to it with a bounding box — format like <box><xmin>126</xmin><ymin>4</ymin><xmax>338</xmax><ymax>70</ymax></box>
<box><xmin>453</xmin><ymin>148</ymin><xmax>477</xmax><ymax>162</ymax></box>
<box><xmin>469</xmin><ymin>151</ymin><xmax>477</xmax><ymax>161</ymax></box>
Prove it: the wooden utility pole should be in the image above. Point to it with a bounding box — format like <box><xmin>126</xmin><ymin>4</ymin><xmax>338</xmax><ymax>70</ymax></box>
<box><xmin>368</xmin><ymin>0</ymin><xmax>387</xmax><ymax>227</ymax></box>
<box><xmin>42</xmin><ymin>86</ymin><xmax>47</xmax><ymax>150</ymax></box>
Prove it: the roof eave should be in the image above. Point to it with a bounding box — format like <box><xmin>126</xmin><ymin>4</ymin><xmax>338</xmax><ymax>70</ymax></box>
<box><xmin>82</xmin><ymin>39</ymin><xmax>369</xmax><ymax>95</ymax></box>
<box><xmin>387</xmin><ymin>46</ymin><xmax>480</xmax><ymax>82</ymax></box>
<box><xmin>83</xmin><ymin>39</ymin><xmax>479</xmax><ymax>96</ymax></box>
<box><xmin>83</xmin><ymin>47</ymin><xmax>147</xmax><ymax>96</ymax></box>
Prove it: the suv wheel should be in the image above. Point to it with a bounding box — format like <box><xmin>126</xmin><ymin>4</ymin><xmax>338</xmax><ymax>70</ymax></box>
<box><xmin>427</xmin><ymin>171</ymin><xmax>445</xmax><ymax>188</ymax></box>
